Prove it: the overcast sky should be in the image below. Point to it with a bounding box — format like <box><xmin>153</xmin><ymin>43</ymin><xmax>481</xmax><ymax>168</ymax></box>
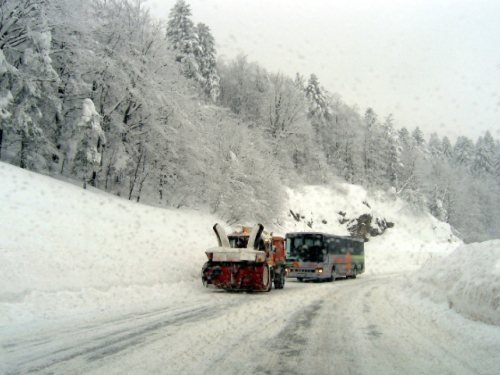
<box><xmin>146</xmin><ymin>0</ymin><xmax>500</xmax><ymax>142</ymax></box>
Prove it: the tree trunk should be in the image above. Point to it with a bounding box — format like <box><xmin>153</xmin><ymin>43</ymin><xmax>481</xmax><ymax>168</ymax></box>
<box><xmin>136</xmin><ymin>172</ymin><xmax>149</xmax><ymax>203</ymax></box>
<box><xmin>20</xmin><ymin>133</ymin><xmax>28</xmax><ymax>169</ymax></box>
<box><xmin>89</xmin><ymin>171</ymin><xmax>97</xmax><ymax>187</ymax></box>
<box><xmin>0</xmin><ymin>128</ymin><xmax>3</xmax><ymax>159</ymax></box>
<box><xmin>128</xmin><ymin>154</ymin><xmax>142</xmax><ymax>200</ymax></box>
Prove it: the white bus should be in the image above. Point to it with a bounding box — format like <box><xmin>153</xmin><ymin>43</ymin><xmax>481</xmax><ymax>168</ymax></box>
<box><xmin>285</xmin><ymin>232</ymin><xmax>364</xmax><ymax>281</ymax></box>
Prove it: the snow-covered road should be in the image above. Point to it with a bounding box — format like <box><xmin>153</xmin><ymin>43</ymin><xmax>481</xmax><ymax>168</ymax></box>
<box><xmin>4</xmin><ymin>275</ymin><xmax>499</xmax><ymax>375</ymax></box>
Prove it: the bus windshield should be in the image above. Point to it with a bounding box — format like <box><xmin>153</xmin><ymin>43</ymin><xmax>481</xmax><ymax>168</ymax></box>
<box><xmin>286</xmin><ymin>234</ymin><xmax>325</xmax><ymax>262</ymax></box>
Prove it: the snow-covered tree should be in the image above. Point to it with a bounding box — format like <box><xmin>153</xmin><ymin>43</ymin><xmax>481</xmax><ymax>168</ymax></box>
<box><xmin>411</xmin><ymin>127</ymin><xmax>426</xmax><ymax>152</ymax></box>
<box><xmin>383</xmin><ymin>114</ymin><xmax>403</xmax><ymax>188</ymax></box>
<box><xmin>294</xmin><ymin>73</ymin><xmax>306</xmax><ymax>91</ymax></box>
<box><xmin>166</xmin><ymin>0</ymin><xmax>199</xmax><ymax>77</ymax></box>
<box><xmin>361</xmin><ymin>108</ymin><xmax>388</xmax><ymax>187</ymax></box>
<box><xmin>429</xmin><ymin>185</ymin><xmax>448</xmax><ymax>222</ymax></box>
<box><xmin>305</xmin><ymin>74</ymin><xmax>330</xmax><ymax>120</ymax></box>
<box><xmin>428</xmin><ymin>133</ymin><xmax>442</xmax><ymax>158</ymax></box>
<box><xmin>453</xmin><ymin>136</ymin><xmax>475</xmax><ymax>170</ymax></box>
<box><xmin>218</xmin><ymin>54</ymin><xmax>268</xmax><ymax>122</ymax></box>
<box><xmin>398</xmin><ymin>127</ymin><xmax>411</xmax><ymax>147</ymax></box>
<box><xmin>264</xmin><ymin>72</ymin><xmax>308</xmax><ymax>141</ymax></box>
<box><xmin>0</xmin><ymin>50</ymin><xmax>13</xmax><ymax>158</ymax></box>
<box><xmin>473</xmin><ymin>130</ymin><xmax>496</xmax><ymax>175</ymax></box>
<box><xmin>442</xmin><ymin>136</ymin><xmax>453</xmax><ymax>159</ymax></box>
<box><xmin>0</xmin><ymin>0</ymin><xmax>61</xmax><ymax>170</ymax></box>
<box><xmin>195</xmin><ymin>22</ymin><xmax>220</xmax><ymax>101</ymax></box>
<box><xmin>72</xmin><ymin>99</ymin><xmax>105</xmax><ymax>188</ymax></box>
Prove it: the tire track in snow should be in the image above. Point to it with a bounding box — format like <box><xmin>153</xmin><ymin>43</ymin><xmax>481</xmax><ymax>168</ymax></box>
<box><xmin>2</xmin><ymin>303</ymin><xmax>222</xmax><ymax>375</ymax></box>
<box><xmin>253</xmin><ymin>300</ymin><xmax>324</xmax><ymax>375</ymax></box>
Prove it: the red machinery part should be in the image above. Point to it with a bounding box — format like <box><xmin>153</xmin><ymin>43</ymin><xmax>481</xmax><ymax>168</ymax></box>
<box><xmin>202</xmin><ymin>262</ymin><xmax>271</xmax><ymax>291</ymax></box>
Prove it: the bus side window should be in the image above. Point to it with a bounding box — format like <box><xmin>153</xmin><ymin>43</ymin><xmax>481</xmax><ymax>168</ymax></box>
<box><xmin>340</xmin><ymin>240</ymin><xmax>347</xmax><ymax>253</ymax></box>
<box><xmin>328</xmin><ymin>242</ymin><xmax>336</xmax><ymax>254</ymax></box>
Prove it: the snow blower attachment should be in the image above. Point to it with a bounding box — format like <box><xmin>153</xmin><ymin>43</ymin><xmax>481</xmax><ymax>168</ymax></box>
<box><xmin>201</xmin><ymin>223</ymin><xmax>286</xmax><ymax>291</ymax></box>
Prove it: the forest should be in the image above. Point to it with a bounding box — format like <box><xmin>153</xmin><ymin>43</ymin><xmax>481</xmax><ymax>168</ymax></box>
<box><xmin>1</xmin><ymin>0</ymin><xmax>499</xmax><ymax>243</ymax></box>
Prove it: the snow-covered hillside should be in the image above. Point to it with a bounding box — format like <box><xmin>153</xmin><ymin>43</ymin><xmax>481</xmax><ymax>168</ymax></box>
<box><xmin>1</xmin><ymin>161</ymin><xmax>499</xmax><ymax>329</ymax></box>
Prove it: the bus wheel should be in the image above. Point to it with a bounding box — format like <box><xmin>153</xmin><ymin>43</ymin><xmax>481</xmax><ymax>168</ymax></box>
<box><xmin>351</xmin><ymin>267</ymin><xmax>357</xmax><ymax>279</ymax></box>
<box><xmin>328</xmin><ymin>268</ymin><xmax>336</xmax><ymax>282</ymax></box>
<box><xmin>297</xmin><ymin>277</ymin><xmax>303</xmax><ymax>282</ymax></box>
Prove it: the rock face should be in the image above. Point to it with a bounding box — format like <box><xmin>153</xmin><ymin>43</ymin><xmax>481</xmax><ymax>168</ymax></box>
<box><xmin>347</xmin><ymin>214</ymin><xmax>394</xmax><ymax>241</ymax></box>
<box><xmin>288</xmin><ymin>209</ymin><xmax>394</xmax><ymax>242</ymax></box>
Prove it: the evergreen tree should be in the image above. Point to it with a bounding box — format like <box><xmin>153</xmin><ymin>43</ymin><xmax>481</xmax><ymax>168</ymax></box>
<box><xmin>473</xmin><ymin>130</ymin><xmax>495</xmax><ymax>175</ymax></box>
<box><xmin>194</xmin><ymin>22</ymin><xmax>220</xmax><ymax>102</ymax></box>
<box><xmin>362</xmin><ymin>108</ymin><xmax>386</xmax><ymax>187</ymax></box>
<box><xmin>428</xmin><ymin>133</ymin><xmax>442</xmax><ymax>158</ymax></box>
<box><xmin>305</xmin><ymin>74</ymin><xmax>330</xmax><ymax>120</ymax></box>
<box><xmin>411</xmin><ymin>127</ymin><xmax>426</xmax><ymax>149</ymax></box>
<box><xmin>442</xmin><ymin>136</ymin><xmax>453</xmax><ymax>159</ymax></box>
<box><xmin>166</xmin><ymin>0</ymin><xmax>200</xmax><ymax>78</ymax></box>
<box><xmin>294</xmin><ymin>73</ymin><xmax>306</xmax><ymax>91</ymax></box>
<box><xmin>383</xmin><ymin>114</ymin><xmax>403</xmax><ymax>188</ymax></box>
<box><xmin>453</xmin><ymin>136</ymin><xmax>475</xmax><ymax>170</ymax></box>
<box><xmin>398</xmin><ymin>127</ymin><xmax>411</xmax><ymax>148</ymax></box>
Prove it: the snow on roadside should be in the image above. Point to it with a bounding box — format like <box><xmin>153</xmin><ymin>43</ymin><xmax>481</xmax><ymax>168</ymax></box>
<box><xmin>0</xmin><ymin>162</ymin><xmax>218</xmax><ymax>327</ymax></box>
<box><xmin>404</xmin><ymin>240</ymin><xmax>500</xmax><ymax>326</ymax></box>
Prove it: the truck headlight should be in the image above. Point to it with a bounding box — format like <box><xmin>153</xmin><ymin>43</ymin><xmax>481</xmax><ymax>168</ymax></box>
<box><xmin>315</xmin><ymin>268</ymin><xmax>323</xmax><ymax>274</ymax></box>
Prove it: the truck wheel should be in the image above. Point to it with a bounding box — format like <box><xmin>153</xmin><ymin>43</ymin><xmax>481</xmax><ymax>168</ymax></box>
<box><xmin>273</xmin><ymin>275</ymin><xmax>281</xmax><ymax>289</ymax></box>
<box><xmin>264</xmin><ymin>264</ymin><xmax>272</xmax><ymax>292</ymax></box>
<box><xmin>280</xmin><ymin>270</ymin><xmax>286</xmax><ymax>289</ymax></box>
<box><xmin>274</xmin><ymin>269</ymin><xmax>286</xmax><ymax>289</ymax></box>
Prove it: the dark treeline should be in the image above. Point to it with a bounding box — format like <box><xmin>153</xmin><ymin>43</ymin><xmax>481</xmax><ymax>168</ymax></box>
<box><xmin>1</xmin><ymin>0</ymin><xmax>499</xmax><ymax>242</ymax></box>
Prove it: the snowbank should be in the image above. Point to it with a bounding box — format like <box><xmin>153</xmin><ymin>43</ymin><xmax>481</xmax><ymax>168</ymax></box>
<box><xmin>0</xmin><ymin>162</ymin><xmax>217</xmax><ymax>325</ymax></box>
<box><xmin>405</xmin><ymin>241</ymin><xmax>500</xmax><ymax>326</ymax></box>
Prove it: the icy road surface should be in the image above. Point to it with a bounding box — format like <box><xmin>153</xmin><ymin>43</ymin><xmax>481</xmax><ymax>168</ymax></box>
<box><xmin>3</xmin><ymin>275</ymin><xmax>500</xmax><ymax>375</ymax></box>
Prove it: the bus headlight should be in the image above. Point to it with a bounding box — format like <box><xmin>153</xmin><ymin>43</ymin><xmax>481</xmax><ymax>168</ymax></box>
<box><xmin>315</xmin><ymin>268</ymin><xmax>323</xmax><ymax>274</ymax></box>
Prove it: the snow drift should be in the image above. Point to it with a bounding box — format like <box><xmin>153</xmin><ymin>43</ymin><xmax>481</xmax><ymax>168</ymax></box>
<box><xmin>406</xmin><ymin>241</ymin><xmax>500</xmax><ymax>326</ymax></box>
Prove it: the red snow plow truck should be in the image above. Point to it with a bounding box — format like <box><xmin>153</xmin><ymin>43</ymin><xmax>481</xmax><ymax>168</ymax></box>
<box><xmin>201</xmin><ymin>224</ymin><xmax>286</xmax><ymax>291</ymax></box>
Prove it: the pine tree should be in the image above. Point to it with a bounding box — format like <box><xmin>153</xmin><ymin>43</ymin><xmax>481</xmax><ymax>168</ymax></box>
<box><xmin>362</xmin><ymin>108</ymin><xmax>385</xmax><ymax>187</ymax></box>
<box><xmin>412</xmin><ymin>127</ymin><xmax>426</xmax><ymax>148</ymax></box>
<box><xmin>442</xmin><ymin>136</ymin><xmax>453</xmax><ymax>159</ymax></box>
<box><xmin>383</xmin><ymin>114</ymin><xmax>403</xmax><ymax>188</ymax></box>
<box><xmin>194</xmin><ymin>22</ymin><xmax>220</xmax><ymax>101</ymax></box>
<box><xmin>294</xmin><ymin>73</ymin><xmax>306</xmax><ymax>90</ymax></box>
<box><xmin>473</xmin><ymin>130</ymin><xmax>495</xmax><ymax>175</ymax></box>
<box><xmin>398</xmin><ymin>127</ymin><xmax>411</xmax><ymax>147</ymax></box>
<box><xmin>166</xmin><ymin>0</ymin><xmax>199</xmax><ymax>76</ymax></box>
<box><xmin>428</xmin><ymin>133</ymin><xmax>442</xmax><ymax>158</ymax></box>
<box><xmin>305</xmin><ymin>74</ymin><xmax>330</xmax><ymax>120</ymax></box>
<box><xmin>453</xmin><ymin>136</ymin><xmax>475</xmax><ymax>170</ymax></box>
